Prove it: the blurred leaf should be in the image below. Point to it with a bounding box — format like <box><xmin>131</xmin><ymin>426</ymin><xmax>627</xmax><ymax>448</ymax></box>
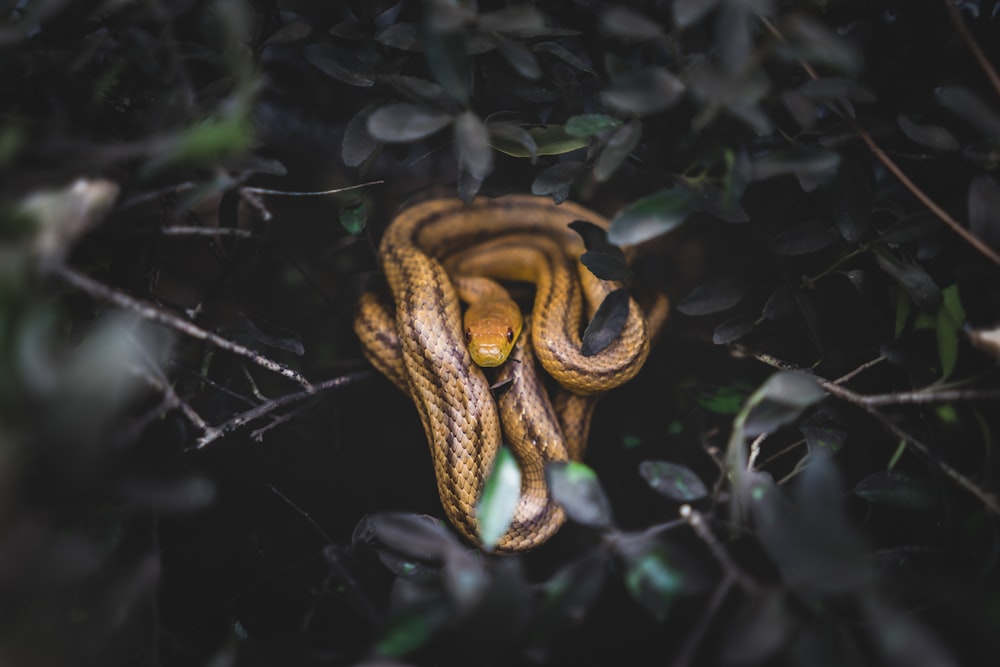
<box><xmin>342</xmin><ymin>105</ymin><xmax>379</xmax><ymax>167</ymax></box>
<box><xmin>546</xmin><ymin>461</ymin><xmax>614</xmax><ymax>529</ymax></box>
<box><xmin>376</xmin><ymin>596</ymin><xmax>450</xmax><ymax>657</ymax></box>
<box><xmin>533</xmin><ymin>550</ymin><xmax>607</xmax><ymax>645</ymax></box>
<box><xmin>263</xmin><ymin>20</ymin><xmax>311</xmax><ymax>46</ymax></box>
<box><xmin>677</xmin><ymin>278</ymin><xmax>748</xmax><ymax>316</ymax></box>
<box><xmin>240</xmin><ymin>313</ymin><xmax>305</xmax><ymax>356</ymax></box>
<box><xmin>800</xmin><ymin>418</ymin><xmax>846</xmax><ymax>454</ymax></box>
<box><xmin>531</xmin><ymin>161</ymin><xmax>584</xmax><ymax>203</ymax></box>
<box><xmin>853</xmin><ymin>470</ymin><xmax>936</xmax><ymax>510</ymax></box>
<box><xmin>453</xmin><ymin>111</ymin><xmax>493</xmax><ymax>180</ymax></box>
<box><xmin>367</xmin><ymin>103</ymin><xmax>453</xmax><ymax>142</ymax></box>
<box><xmin>862</xmin><ymin>597</ymin><xmax>959</xmax><ymax>667</ymax></box>
<box><xmin>361</xmin><ymin>513</ymin><xmax>461</xmax><ymax>562</ymax></box>
<box><xmin>457</xmin><ymin>167</ymin><xmax>483</xmax><ymax>204</ymax></box>
<box><xmin>608</xmin><ymin>187</ymin><xmax>696</xmax><ymax>245</ymax></box>
<box><xmin>381</xmin><ymin>74</ymin><xmax>454</xmax><ymax>109</ymax></box>
<box><xmin>376</xmin><ymin>23</ymin><xmax>420</xmax><ymax>51</ymax></box>
<box><xmin>762</xmin><ymin>284</ymin><xmax>798</xmax><ymax>320</ymax></box>
<box><xmin>936</xmin><ymin>284</ymin><xmax>965</xmax><ymax>379</ymax></box>
<box><xmin>673</xmin><ymin>0</ymin><xmax>721</xmax><ymax>27</ymax></box>
<box><xmin>751</xmin><ymin>148</ymin><xmax>841</xmax><ymax>192</ymax></box>
<box><xmin>622</xmin><ymin>545</ymin><xmax>684</xmax><ymax>621</ymax></box>
<box><xmin>719</xmin><ymin>591</ymin><xmax>794</xmax><ymax>666</ymax></box>
<box><xmin>778</xmin><ymin>14</ymin><xmax>861</xmax><ymax>75</ymax></box>
<box><xmin>117</xmin><ymin>475</ymin><xmax>215</xmax><ymax>513</ymax></box>
<box><xmin>600</xmin><ymin>67</ymin><xmax>685</xmax><ymax>115</ymax></box>
<box><xmin>581</xmin><ymin>288</ymin><xmax>630</xmax><ymax>356</ymax></box>
<box><xmin>875</xmin><ymin>252</ymin><xmax>942</xmax><ymax>312</ymax></box>
<box><xmin>569</xmin><ymin>219</ymin><xmax>617</xmax><ymax>254</ymax></box>
<box><xmin>564</xmin><ymin>113</ymin><xmax>622</xmax><ymax>137</ymax></box>
<box><xmin>476</xmin><ymin>5</ymin><xmax>546</xmax><ymax>33</ymax></box>
<box><xmin>968</xmin><ymin>175</ymin><xmax>1000</xmax><ymax>249</ymax></box>
<box><xmin>491</xmin><ymin>33</ymin><xmax>541</xmax><ymax>80</ymax></box>
<box><xmin>639</xmin><ymin>461</ymin><xmax>707</xmax><ymax>502</ymax></box>
<box><xmin>303</xmin><ymin>44</ymin><xmax>375</xmax><ymax>87</ymax></box>
<box><xmin>829</xmin><ymin>157</ymin><xmax>873</xmax><ymax>242</ymax></box>
<box><xmin>339</xmin><ymin>198</ymin><xmax>367</xmax><ymax>235</ymax></box>
<box><xmin>742</xmin><ymin>371</ymin><xmax>825</xmax><ymax>438</ymax></box>
<box><xmin>601</xmin><ymin>6</ymin><xmax>663</xmax><ymax>40</ymax></box>
<box><xmin>879</xmin><ymin>214</ymin><xmax>944</xmax><ymax>245</ymax></box>
<box><xmin>423</xmin><ymin>26</ymin><xmax>469</xmax><ymax>105</ymax></box>
<box><xmin>897</xmin><ymin>115</ymin><xmax>961</xmax><ymax>151</ymax></box>
<box><xmin>476</xmin><ymin>446</ymin><xmax>521</xmax><ymax>551</ymax></box>
<box><xmin>967</xmin><ymin>324</ymin><xmax>1000</xmax><ymax>360</ymax></box>
<box><xmin>493</xmin><ymin>125</ymin><xmax>588</xmax><ymax>158</ymax></box>
<box><xmin>24</xmin><ymin>178</ymin><xmax>119</xmax><ymax>266</ymax></box>
<box><xmin>489</xmin><ymin>122</ymin><xmax>538</xmax><ymax>161</ymax></box>
<box><xmin>936</xmin><ymin>85</ymin><xmax>1000</xmax><ymax>141</ymax></box>
<box><xmin>797</xmin><ymin>77</ymin><xmax>876</xmax><ymax>104</ymax></box>
<box><xmin>594</xmin><ymin>120</ymin><xmax>641</xmax><ymax>182</ymax></box>
<box><xmin>698</xmin><ymin>383</ymin><xmax>752</xmax><ymax>415</ymax></box>
<box><xmin>769</xmin><ymin>220</ymin><xmax>840</xmax><ymax>255</ymax></box>
<box><xmin>533</xmin><ymin>41</ymin><xmax>594</xmax><ymax>73</ymax></box>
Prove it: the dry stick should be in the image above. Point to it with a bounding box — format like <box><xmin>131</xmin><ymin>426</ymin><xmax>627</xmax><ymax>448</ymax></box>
<box><xmin>759</xmin><ymin>16</ymin><xmax>1000</xmax><ymax>268</ymax></box>
<box><xmin>194</xmin><ymin>370</ymin><xmax>371</xmax><ymax>448</ymax></box>
<box><xmin>942</xmin><ymin>0</ymin><xmax>1000</xmax><ymax>99</ymax></box>
<box><xmin>53</xmin><ymin>264</ymin><xmax>312</xmax><ymax>389</ymax></box>
<box><xmin>160</xmin><ymin>226</ymin><xmax>255</xmax><ymax>238</ymax></box>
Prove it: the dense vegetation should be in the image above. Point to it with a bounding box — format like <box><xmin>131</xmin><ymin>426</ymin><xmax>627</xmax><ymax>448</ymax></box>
<box><xmin>2</xmin><ymin>1</ymin><xmax>999</xmax><ymax>665</ymax></box>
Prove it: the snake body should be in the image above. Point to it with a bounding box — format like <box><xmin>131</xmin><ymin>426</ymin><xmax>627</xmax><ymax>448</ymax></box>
<box><xmin>354</xmin><ymin>195</ymin><xmax>666</xmax><ymax>552</ymax></box>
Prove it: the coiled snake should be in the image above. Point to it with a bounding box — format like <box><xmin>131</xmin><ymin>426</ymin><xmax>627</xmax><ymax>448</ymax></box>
<box><xmin>354</xmin><ymin>195</ymin><xmax>667</xmax><ymax>552</ymax></box>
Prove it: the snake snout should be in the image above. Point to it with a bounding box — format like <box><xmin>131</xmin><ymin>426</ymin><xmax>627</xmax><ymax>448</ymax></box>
<box><xmin>468</xmin><ymin>335</ymin><xmax>510</xmax><ymax>367</ymax></box>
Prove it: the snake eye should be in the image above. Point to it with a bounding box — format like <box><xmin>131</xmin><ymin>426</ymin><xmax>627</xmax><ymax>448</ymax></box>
<box><xmin>506</xmin><ymin>327</ymin><xmax>514</xmax><ymax>343</ymax></box>
<box><xmin>465</xmin><ymin>329</ymin><xmax>472</xmax><ymax>343</ymax></box>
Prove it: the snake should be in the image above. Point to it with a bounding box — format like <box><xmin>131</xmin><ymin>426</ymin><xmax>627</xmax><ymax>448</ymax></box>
<box><xmin>353</xmin><ymin>195</ymin><xmax>668</xmax><ymax>552</ymax></box>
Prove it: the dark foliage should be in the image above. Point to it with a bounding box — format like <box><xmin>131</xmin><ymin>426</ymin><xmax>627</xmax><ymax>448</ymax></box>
<box><xmin>2</xmin><ymin>1</ymin><xmax>1000</xmax><ymax>666</ymax></box>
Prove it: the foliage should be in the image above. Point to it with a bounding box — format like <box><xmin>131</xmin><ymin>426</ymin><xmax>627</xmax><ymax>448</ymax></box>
<box><xmin>2</xmin><ymin>1</ymin><xmax>1000</xmax><ymax>666</ymax></box>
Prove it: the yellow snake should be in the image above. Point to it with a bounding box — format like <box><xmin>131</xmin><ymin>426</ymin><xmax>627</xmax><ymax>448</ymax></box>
<box><xmin>354</xmin><ymin>195</ymin><xmax>667</xmax><ymax>552</ymax></box>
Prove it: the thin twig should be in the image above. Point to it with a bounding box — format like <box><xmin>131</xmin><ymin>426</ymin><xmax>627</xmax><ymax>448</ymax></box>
<box><xmin>160</xmin><ymin>226</ymin><xmax>254</xmax><ymax>238</ymax></box>
<box><xmin>942</xmin><ymin>0</ymin><xmax>1000</xmax><ymax>99</ymax></box>
<box><xmin>671</xmin><ymin>576</ymin><xmax>735</xmax><ymax>667</ymax></box>
<box><xmin>681</xmin><ymin>506</ymin><xmax>760</xmax><ymax>595</ymax></box>
<box><xmin>241</xmin><ymin>181</ymin><xmax>384</xmax><ymax>197</ymax></box>
<box><xmin>853</xmin><ymin>387</ymin><xmax>1000</xmax><ymax>407</ymax></box>
<box><xmin>194</xmin><ymin>370</ymin><xmax>372</xmax><ymax>448</ymax></box>
<box><xmin>53</xmin><ymin>264</ymin><xmax>312</xmax><ymax>389</ymax></box>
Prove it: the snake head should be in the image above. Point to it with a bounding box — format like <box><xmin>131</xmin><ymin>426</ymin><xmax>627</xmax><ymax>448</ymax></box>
<box><xmin>466</xmin><ymin>321</ymin><xmax>521</xmax><ymax>368</ymax></box>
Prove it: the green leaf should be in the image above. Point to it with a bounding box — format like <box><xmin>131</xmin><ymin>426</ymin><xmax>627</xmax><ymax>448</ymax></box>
<box><xmin>581</xmin><ymin>288</ymin><xmax>631</xmax><ymax>356</ymax></box>
<box><xmin>476</xmin><ymin>446</ymin><xmax>522</xmax><ymax>551</ymax></box>
<box><xmin>531</xmin><ymin>161</ymin><xmax>584</xmax><ymax>203</ymax></box>
<box><xmin>453</xmin><ymin>111</ymin><xmax>493</xmax><ymax>180</ymax></box>
<box><xmin>492</xmin><ymin>125</ymin><xmax>588</xmax><ymax>158</ymax></box>
<box><xmin>339</xmin><ymin>198</ymin><xmax>367</xmax><ymax>235</ymax></box>
<box><xmin>170</xmin><ymin>115</ymin><xmax>253</xmax><ymax>165</ymax></box>
<box><xmin>376</xmin><ymin>598</ymin><xmax>450</xmax><ymax>656</ymax></box>
<box><xmin>608</xmin><ymin>187</ymin><xmax>696</xmax><ymax>245</ymax></box>
<box><xmin>741</xmin><ymin>371</ymin><xmax>826</xmax><ymax>438</ymax></box>
<box><xmin>853</xmin><ymin>470</ymin><xmax>937</xmax><ymax>510</ymax></box>
<box><xmin>639</xmin><ymin>461</ymin><xmax>707</xmax><ymax>502</ymax></box>
<box><xmin>875</xmin><ymin>251</ymin><xmax>942</xmax><ymax>312</ymax></box>
<box><xmin>546</xmin><ymin>461</ymin><xmax>614</xmax><ymax>529</ymax></box>
<box><xmin>594</xmin><ymin>120</ymin><xmax>641</xmax><ymax>182</ymax></box>
<box><xmin>698</xmin><ymin>383</ymin><xmax>752</xmax><ymax>415</ymax></box>
<box><xmin>622</xmin><ymin>546</ymin><xmax>684</xmax><ymax>621</ymax></box>
<box><xmin>564</xmin><ymin>113</ymin><xmax>623</xmax><ymax>137</ymax></box>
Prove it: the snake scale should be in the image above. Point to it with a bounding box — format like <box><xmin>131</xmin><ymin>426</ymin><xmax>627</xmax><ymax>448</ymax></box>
<box><xmin>354</xmin><ymin>195</ymin><xmax>667</xmax><ymax>552</ymax></box>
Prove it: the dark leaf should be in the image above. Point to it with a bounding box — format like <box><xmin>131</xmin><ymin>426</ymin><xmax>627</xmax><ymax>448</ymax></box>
<box><xmin>491</xmin><ymin>33</ymin><xmax>541</xmax><ymax>80</ymax></box>
<box><xmin>423</xmin><ymin>27</ymin><xmax>470</xmax><ymax>105</ymax></box>
<box><xmin>673</xmin><ymin>0</ymin><xmax>721</xmax><ymax>28</ymax></box>
<box><xmin>751</xmin><ymin>148</ymin><xmax>841</xmax><ymax>192</ymax></box>
<box><xmin>476</xmin><ymin>446</ymin><xmax>521</xmax><ymax>550</ymax></box>
<box><xmin>594</xmin><ymin>120</ymin><xmax>641</xmax><ymax>182</ymax></box>
<box><xmin>853</xmin><ymin>470</ymin><xmax>937</xmax><ymax>510</ymax></box>
<box><xmin>777</xmin><ymin>14</ymin><xmax>861</xmax><ymax>75</ymax></box>
<box><xmin>453</xmin><ymin>111</ymin><xmax>493</xmax><ymax>180</ymax></box>
<box><xmin>564</xmin><ymin>113</ymin><xmax>622</xmax><ymax>137</ymax></box>
<box><xmin>302</xmin><ymin>44</ymin><xmax>375</xmax><ymax>87</ymax></box>
<box><xmin>968</xmin><ymin>175</ymin><xmax>1000</xmax><ymax>249</ymax></box>
<box><xmin>677</xmin><ymin>278</ymin><xmax>748</xmax><ymax>316</ymax></box>
<box><xmin>534</xmin><ymin>550</ymin><xmax>608</xmax><ymax>642</ymax></box>
<box><xmin>367</xmin><ymin>103</ymin><xmax>453</xmax><ymax>142</ymax></box>
<box><xmin>698</xmin><ymin>382</ymin><xmax>753</xmax><ymax>415</ymax></box>
<box><xmin>476</xmin><ymin>5</ymin><xmax>546</xmax><ymax>33</ymax></box>
<box><xmin>581</xmin><ymin>288</ymin><xmax>630</xmax><ymax>356</ymax></box>
<box><xmin>875</xmin><ymin>253</ymin><xmax>942</xmax><ymax>312</ymax></box>
<box><xmin>608</xmin><ymin>187</ymin><xmax>696</xmax><ymax>245</ymax></box>
<box><xmin>339</xmin><ymin>198</ymin><xmax>367</xmax><ymax>235</ymax></box>
<box><xmin>715</xmin><ymin>4</ymin><xmax>753</xmax><ymax>74</ymax></box>
<box><xmin>742</xmin><ymin>371</ymin><xmax>825</xmax><ymax>438</ymax></box>
<box><xmin>762</xmin><ymin>284</ymin><xmax>798</xmax><ymax>320</ymax></box>
<box><xmin>862</xmin><ymin>597</ymin><xmax>959</xmax><ymax>667</ymax></box>
<box><xmin>568</xmin><ymin>220</ymin><xmax>616</xmax><ymax>253</ymax></box>
<box><xmin>489</xmin><ymin>122</ymin><xmax>538</xmax><ymax>162</ymax></box>
<box><xmin>376</xmin><ymin>596</ymin><xmax>450</xmax><ymax>657</ymax></box>
<box><xmin>695</xmin><ymin>182</ymin><xmax>750</xmax><ymax>223</ymax></box>
<box><xmin>241</xmin><ymin>313</ymin><xmax>305</xmax><ymax>356</ymax></box>
<box><xmin>380</xmin><ymin>74</ymin><xmax>454</xmax><ymax>110</ymax></box>
<box><xmin>795</xmin><ymin>290</ymin><xmax>824</xmax><ymax>352</ymax></box>
<box><xmin>532</xmin><ymin>41</ymin><xmax>594</xmax><ymax>74</ymax></box>
<box><xmin>375</xmin><ymin>23</ymin><xmax>420</xmax><ymax>51</ymax></box>
<box><xmin>712</xmin><ymin>317</ymin><xmax>755</xmax><ymax>344</ymax></box>
<box><xmin>263</xmin><ymin>20</ymin><xmax>311</xmax><ymax>46</ymax></box>
<box><xmin>546</xmin><ymin>461</ymin><xmax>614</xmax><ymax>529</ymax></box>
<box><xmin>601</xmin><ymin>6</ymin><xmax>663</xmax><ymax>40</ymax></box>
<box><xmin>531</xmin><ymin>161</ymin><xmax>584</xmax><ymax>203</ymax></box>
<box><xmin>639</xmin><ymin>461</ymin><xmax>708</xmax><ymax>502</ymax></box>
<box><xmin>457</xmin><ymin>167</ymin><xmax>483</xmax><ymax>204</ymax></box>
<box><xmin>936</xmin><ymin>85</ymin><xmax>1000</xmax><ymax>141</ymax></box>
<box><xmin>829</xmin><ymin>157</ymin><xmax>873</xmax><ymax>242</ymax></box>
<box><xmin>117</xmin><ymin>474</ymin><xmax>215</xmax><ymax>513</ymax></box>
<box><xmin>580</xmin><ymin>250</ymin><xmax>630</xmax><ymax>282</ymax></box>
<box><xmin>769</xmin><ymin>220</ymin><xmax>840</xmax><ymax>255</ymax></box>
<box><xmin>879</xmin><ymin>214</ymin><xmax>944</xmax><ymax>245</ymax></box>
<box><xmin>897</xmin><ymin>115</ymin><xmax>961</xmax><ymax>152</ymax></box>
<box><xmin>600</xmin><ymin>67</ymin><xmax>685</xmax><ymax>115</ymax></box>
<box><xmin>719</xmin><ymin>592</ymin><xmax>794</xmax><ymax>666</ymax></box>
<box><xmin>343</xmin><ymin>105</ymin><xmax>379</xmax><ymax>167</ymax></box>
<box><xmin>797</xmin><ymin>77</ymin><xmax>876</xmax><ymax>103</ymax></box>
<box><xmin>800</xmin><ymin>417</ymin><xmax>846</xmax><ymax>454</ymax></box>
<box><xmin>782</xmin><ymin>90</ymin><xmax>819</xmax><ymax>128</ymax></box>
<box><xmin>360</xmin><ymin>512</ymin><xmax>461</xmax><ymax>562</ymax></box>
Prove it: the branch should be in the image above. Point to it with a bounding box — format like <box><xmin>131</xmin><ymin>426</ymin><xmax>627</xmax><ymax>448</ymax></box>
<box><xmin>53</xmin><ymin>264</ymin><xmax>312</xmax><ymax>389</ymax></box>
<box><xmin>943</xmin><ymin>0</ymin><xmax>1000</xmax><ymax>99</ymax></box>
